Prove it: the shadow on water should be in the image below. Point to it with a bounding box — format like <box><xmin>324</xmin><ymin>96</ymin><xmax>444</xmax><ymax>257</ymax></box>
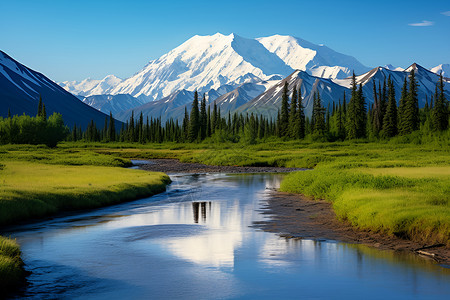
<box><xmin>4</xmin><ymin>173</ymin><xmax>450</xmax><ymax>299</ymax></box>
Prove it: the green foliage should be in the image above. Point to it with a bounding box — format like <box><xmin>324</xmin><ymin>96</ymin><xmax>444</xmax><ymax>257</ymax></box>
<box><xmin>0</xmin><ymin>112</ymin><xmax>68</xmax><ymax>147</ymax></box>
<box><xmin>0</xmin><ymin>236</ymin><xmax>24</xmax><ymax>294</ymax></box>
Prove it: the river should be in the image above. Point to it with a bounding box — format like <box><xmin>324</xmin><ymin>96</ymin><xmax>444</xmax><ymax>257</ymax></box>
<box><xmin>5</xmin><ymin>172</ymin><xmax>450</xmax><ymax>299</ymax></box>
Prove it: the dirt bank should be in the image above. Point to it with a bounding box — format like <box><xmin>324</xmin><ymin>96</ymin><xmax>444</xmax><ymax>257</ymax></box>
<box><xmin>139</xmin><ymin>159</ymin><xmax>305</xmax><ymax>174</ymax></box>
<box><xmin>254</xmin><ymin>191</ymin><xmax>450</xmax><ymax>266</ymax></box>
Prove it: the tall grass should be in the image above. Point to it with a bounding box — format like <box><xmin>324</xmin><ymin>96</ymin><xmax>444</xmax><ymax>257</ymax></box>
<box><xmin>0</xmin><ymin>236</ymin><xmax>23</xmax><ymax>294</ymax></box>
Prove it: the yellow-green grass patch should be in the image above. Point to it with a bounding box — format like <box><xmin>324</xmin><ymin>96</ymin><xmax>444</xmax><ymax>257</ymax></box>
<box><xmin>0</xmin><ymin>161</ymin><xmax>170</xmax><ymax>225</ymax></box>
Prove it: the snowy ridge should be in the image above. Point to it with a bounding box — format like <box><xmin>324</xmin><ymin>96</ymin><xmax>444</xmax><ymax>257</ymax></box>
<box><xmin>62</xmin><ymin>33</ymin><xmax>370</xmax><ymax>103</ymax></box>
<box><xmin>59</xmin><ymin>75</ymin><xmax>123</xmax><ymax>97</ymax></box>
<box><xmin>257</xmin><ymin>35</ymin><xmax>370</xmax><ymax>79</ymax></box>
<box><xmin>430</xmin><ymin>64</ymin><xmax>450</xmax><ymax>78</ymax></box>
<box><xmin>82</xmin><ymin>94</ymin><xmax>146</xmax><ymax>116</ymax></box>
<box><xmin>110</xmin><ymin>33</ymin><xmax>292</xmax><ymax>101</ymax></box>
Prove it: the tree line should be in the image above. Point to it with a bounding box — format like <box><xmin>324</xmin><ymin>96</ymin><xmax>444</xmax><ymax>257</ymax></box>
<box><xmin>0</xmin><ymin>97</ymin><xmax>68</xmax><ymax>147</ymax></box>
<box><xmin>2</xmin><ymin>71</ymin><xmax>447</xmax><ymax>147</ymax></box>
<box><xmin>70</xmin><ymin>70</ymin><xmax>448</xmax><ymax>144</ymax></box>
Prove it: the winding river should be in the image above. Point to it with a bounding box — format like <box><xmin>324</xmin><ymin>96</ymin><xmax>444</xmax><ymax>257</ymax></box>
<box><xmin>5</xmin><ymin>171</ymin><xmax>450</xmax><ymax>299</ymax></box>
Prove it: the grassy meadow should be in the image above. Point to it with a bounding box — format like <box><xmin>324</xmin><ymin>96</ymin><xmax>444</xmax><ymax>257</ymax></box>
<box><xmin>0</xmin><ymin>137</ymin><xmax>448</xmax><ymax>293</ymax></box>
<box><xmin>0</xmin><ymin>144</ymin><xmax>170</xmax><ymax>294</ymax></box>
<box><xmin>75</xmin><ymin>138</ymin><xmax>450</xmax><ymax>246</ymax></box>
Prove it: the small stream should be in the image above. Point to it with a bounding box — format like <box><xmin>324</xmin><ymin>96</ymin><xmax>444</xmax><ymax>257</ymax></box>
<box><xmin>4</xmin><ymin>171</ymin><xmax>450</xmax><ymax>299</ymax></box>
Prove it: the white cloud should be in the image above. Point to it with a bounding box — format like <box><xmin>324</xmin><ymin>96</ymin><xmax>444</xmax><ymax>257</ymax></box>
<box><xmin>441</xmin><ymin>11</ymin><xmax>450</xmax><ymax>16</ymax></box>
<box><xmin>408</xmin><ymin>20</ymin><xmax>434</xmax><ymax>27</ymax></box>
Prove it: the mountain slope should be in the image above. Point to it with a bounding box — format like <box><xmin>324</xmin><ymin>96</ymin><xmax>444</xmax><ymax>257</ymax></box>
<box><xmin>237</xmin><ymin>70</ymin><xmax>349</xmax><ymax>117</ymax></box>
<box><xmin>0</xmin><ymin>50</ymin><xmax>111</xmax><ymax>128</ymax></box>
<box><xmin>110</xmin><ymin>33</ymin><xmax>293</xmax><ymax>101</ymax></box>
<box><xmin>430</xmin><ymin>64</ymin><xmax>450</xmax><ymax>78</ymax></box>
<box><xmin>257</xmin><ymin>35</ymin><xmax>370</xmax><ymax>79</ymax></box>
<box><xmin>59</xmin><ymin>75</ymin><xmax>123</xmax><ymax>97</ymax></box>
<box><xmin>82</xmin><ymin>94</ymin><xmax>146</xmax><ymax>116</ymax></box>
<box><xmin>116</xmin><ymin>90</ymin><xmax>195</xmax><ymax>123</ymax></box>
<box><xmin>238</xmin><ymin>63</ymin><xmax>450</xmax><ymax>119</ymax></box>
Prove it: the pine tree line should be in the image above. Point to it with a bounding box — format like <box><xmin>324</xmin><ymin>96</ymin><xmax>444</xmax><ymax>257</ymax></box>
<box><xmin>70</xmin><ymin>72</ymin><xmax>448</xmax><ymax>144</ymax></box>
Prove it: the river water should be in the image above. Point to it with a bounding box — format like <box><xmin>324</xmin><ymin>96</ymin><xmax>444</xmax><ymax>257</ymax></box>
<box><xmin>5</xmin><ymin>172</ymin><xmax>450</xmax><ymax>299</ymax></box>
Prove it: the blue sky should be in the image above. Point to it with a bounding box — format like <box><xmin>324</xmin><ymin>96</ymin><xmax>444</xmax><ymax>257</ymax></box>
<box><xmin>1</xmin><ymin>0</ymin><xmax>449</xmax><ymax>82</ymax></box>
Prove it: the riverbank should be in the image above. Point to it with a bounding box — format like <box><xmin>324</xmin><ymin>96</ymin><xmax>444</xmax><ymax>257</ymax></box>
<box><xmin>139</xmin><ymin>158</ymin><xmax>305</xmax><ymax>174</ymax></box>
<box><xmin>254</xmin><ymin>191</ymin><xmax>450</xmax><ymax>265</ymax></box>
<box><xmin>0</xmin><ymin>147</ymin><xmax>171</xmax><ymax>296</ymax></box>
<box><xmin>137</xmin><ymin>157</ymin><xmax>450</xmax><ymax>265</ymax></box>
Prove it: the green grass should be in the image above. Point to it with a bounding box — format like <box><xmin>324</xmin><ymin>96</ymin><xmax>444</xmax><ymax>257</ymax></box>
<box><xmin>0</xmin><ymin>236</ymin><xmax>23</xmax><ymax>293</ymax></box>
<box><xmin>0</xmin><ymin>140</ymin><xmax>448</xmax><ymax>292</ymax></box>
<box><xmin>0</xmin><ymin>161</ymin><xmax>170</xmax><ymax>225</ymax></box>
<box><xmin>0</xmin><ymin>145</ymin><xmax>171</xmax><ymax>293</ymax></box>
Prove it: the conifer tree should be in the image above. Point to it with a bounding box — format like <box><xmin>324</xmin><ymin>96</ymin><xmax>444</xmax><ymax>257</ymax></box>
<box><xmin>279</xmin><ymin>81</ymin><xmax>290</xmax><ymax>137</ymax></box>
<box><xmin>312</xmin><ymin>92</ymin><xmax>326</xmax><ymax>136</ymax></box>
<box><xmin>288</xmin><ymin>85</ymin><xmax>298</xmax><ymax>138</ymax></box>
<box><xmin>398</xmin><ymin>77</ymin><xmax>408</xmax><ymax>134</ymax></box>
<box><xmin>296</xmin><ymin>86</ymin><xmax>306</xmax><ymax>139</ymax></box>
<box><xmin>37</xmin><ymin>96</ymin><xmax>43</xmax><ymax>117</ymax></box>
<box><xmin>381</xmin><ymin>76</ymin><xmax>398</xmax><ymax>138</ymax></box>
<box><xmin>42</xmin><ymin>104</ymin><xmax>47</xmax><ymax>120</ymax></box>
<box><xmin>182</xmin><ymin>107</ymin><xmax>189</xmax><ymax>140</ymax></box>
<box><xmin>207</xmin><ymin>105</ymin><xmax>211</xmax><ymax>137</ymax></box>
<box><xmin>7</xmin><ymin>108</ymin><xmax>11</xmax><ymax>119</ymax></box>
<box><xmin>372</xmin><ymin>80</ymin><xmax>382</xmax><ymax>136</ymax></box>
<box><xmin>346</xmin><ymin>73</ymin><xmax>359</xmax><ymax>139</ymax></box>
<box><xmin>432</xmin><ymin>74</ymin><xmax>449</xmax><ymax>131</ymax></box>
<box><xmin>200</xmin><ymin>94</ymin><xmax>207</xmax><ymax>140</ymax></box>
<box><xmin>108</xmin><ymin>112</ymin><xmax>115</xmax><ymax>142</ymax></box>
<box><xmin>188</xmin><ymin>91</ymin><xmax>200</xmax><ymax>142</ymax></box>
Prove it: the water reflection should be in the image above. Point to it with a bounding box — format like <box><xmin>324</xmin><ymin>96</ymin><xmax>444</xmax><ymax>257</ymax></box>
<box><xmin>5</xmin><ymin>173</ymin><xmax>450</xmax><ymax>299</ymax></box>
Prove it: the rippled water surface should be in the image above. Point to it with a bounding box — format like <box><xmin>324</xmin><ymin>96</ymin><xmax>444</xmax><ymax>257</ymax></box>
<box><xmin>6</xmin><ymin>173</ymin><xmax>450</xmax><ymax>299</ymax></box>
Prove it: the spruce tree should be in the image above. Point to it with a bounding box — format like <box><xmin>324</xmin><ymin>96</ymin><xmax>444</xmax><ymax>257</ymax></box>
<box><xmin>279</xmin><ymin>81</ymin><xmax>290</xmax><ymax>137</ymax></box>
<box><xmin>200</xmin><ymin>94</ymin><xmax>207</xmax><ymax>140</ymax></box>
<box><xmin>37</xmin><ymin>95</ymin><xmax>43</xmax><ymax>117</ymax></box>
<box><xmin>372</xmin><ymin>80</ymin><xmax>382</xmax><ymax>136</ymax></box>
<box><xmin>288</xmin><ymin>85</ymin><xmax>298</xmax><ymax>138</ymax></box>
<box><xmin>188</xmin><ymin>91</ymin><xmax>200</xmax><ymax>142</ymax></box>
<box><xmin>432</xmin><ymin>74</ymin><xmax>449</xmax><ymax>131</ymax></box>
<box><xmin>398</xmin><ymin>77</ymin><xmax>408</xmax><ymax>134</ymax></box>
<box><xmin>407</xmin><ymin>69</ymin><xmax>420</xmax><ymax>132</ymax></box>
<box><xmin>312</xmin><ymin>92</ymin><xmax>326</xmax><ymax>136</ymax></box>
<box><xmin>296</xmin><ymin>86</ymin><xmax>306</xmax><ymax>139</ymax></box>
<box><xmin>42</xmin><ymin>104</ymin><xmax>47</xmax><ymax>120</ymax></box>
<box><xmin>381</xmin><ymin>76</ymin><xmax>398</xmax><ymax>138</ymax></box>
<box><xmin>108</xmin><ymin>112</ymin><xmax>115</xmax><ymax>142</ymax></box>
<box><xmin>346</xmin><ymin>73</ymin><xmax>359</xmax><ymax>139</ymax></box>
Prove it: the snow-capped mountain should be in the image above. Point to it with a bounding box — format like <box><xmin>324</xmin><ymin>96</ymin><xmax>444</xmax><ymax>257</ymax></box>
<box><xmin>110</xmin><ymin>33</ymin><xmax>293</xmax><ymax>101</ymax></box>
<box><xmin>211</xmin><ymin>80</ymin><xmax>279</xmax><ymax>114</ymax></box>
<box><xmin>59</xmin><ymin>75</ymin><xmax>123</xmax><ymax>97</ymax></box>
<box><xmin>238</xmin><ymin>63</ymin><xmax>450</xmax><ymax>119</ymax></box>
<box><xmin>62</xmin><ymin>33</ymin><xmax>370</xmax><ymax>105</ymax></box>
<box><xmin>0</xmin><ymin>50</ymin><xmax>111</xmax><ymax>128</ymax></box>
<box><xmin>82</xmin><ymin>94</ymin><xmax>146</xmax><ymax>116</ymax></box>
<box><xmin>384</xmin><ymin>64</ymin><xmax>404</xmax><ymax>72</ymax></box>
<box><xmin>257</xmin><ymin>35</ymin><xmax>370</xmax><ymax>79</ymax></box>
<box><xmin>430</xmin><ymin>64</ymin><xmax>450</xmax><ymax>78</ymax></box>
